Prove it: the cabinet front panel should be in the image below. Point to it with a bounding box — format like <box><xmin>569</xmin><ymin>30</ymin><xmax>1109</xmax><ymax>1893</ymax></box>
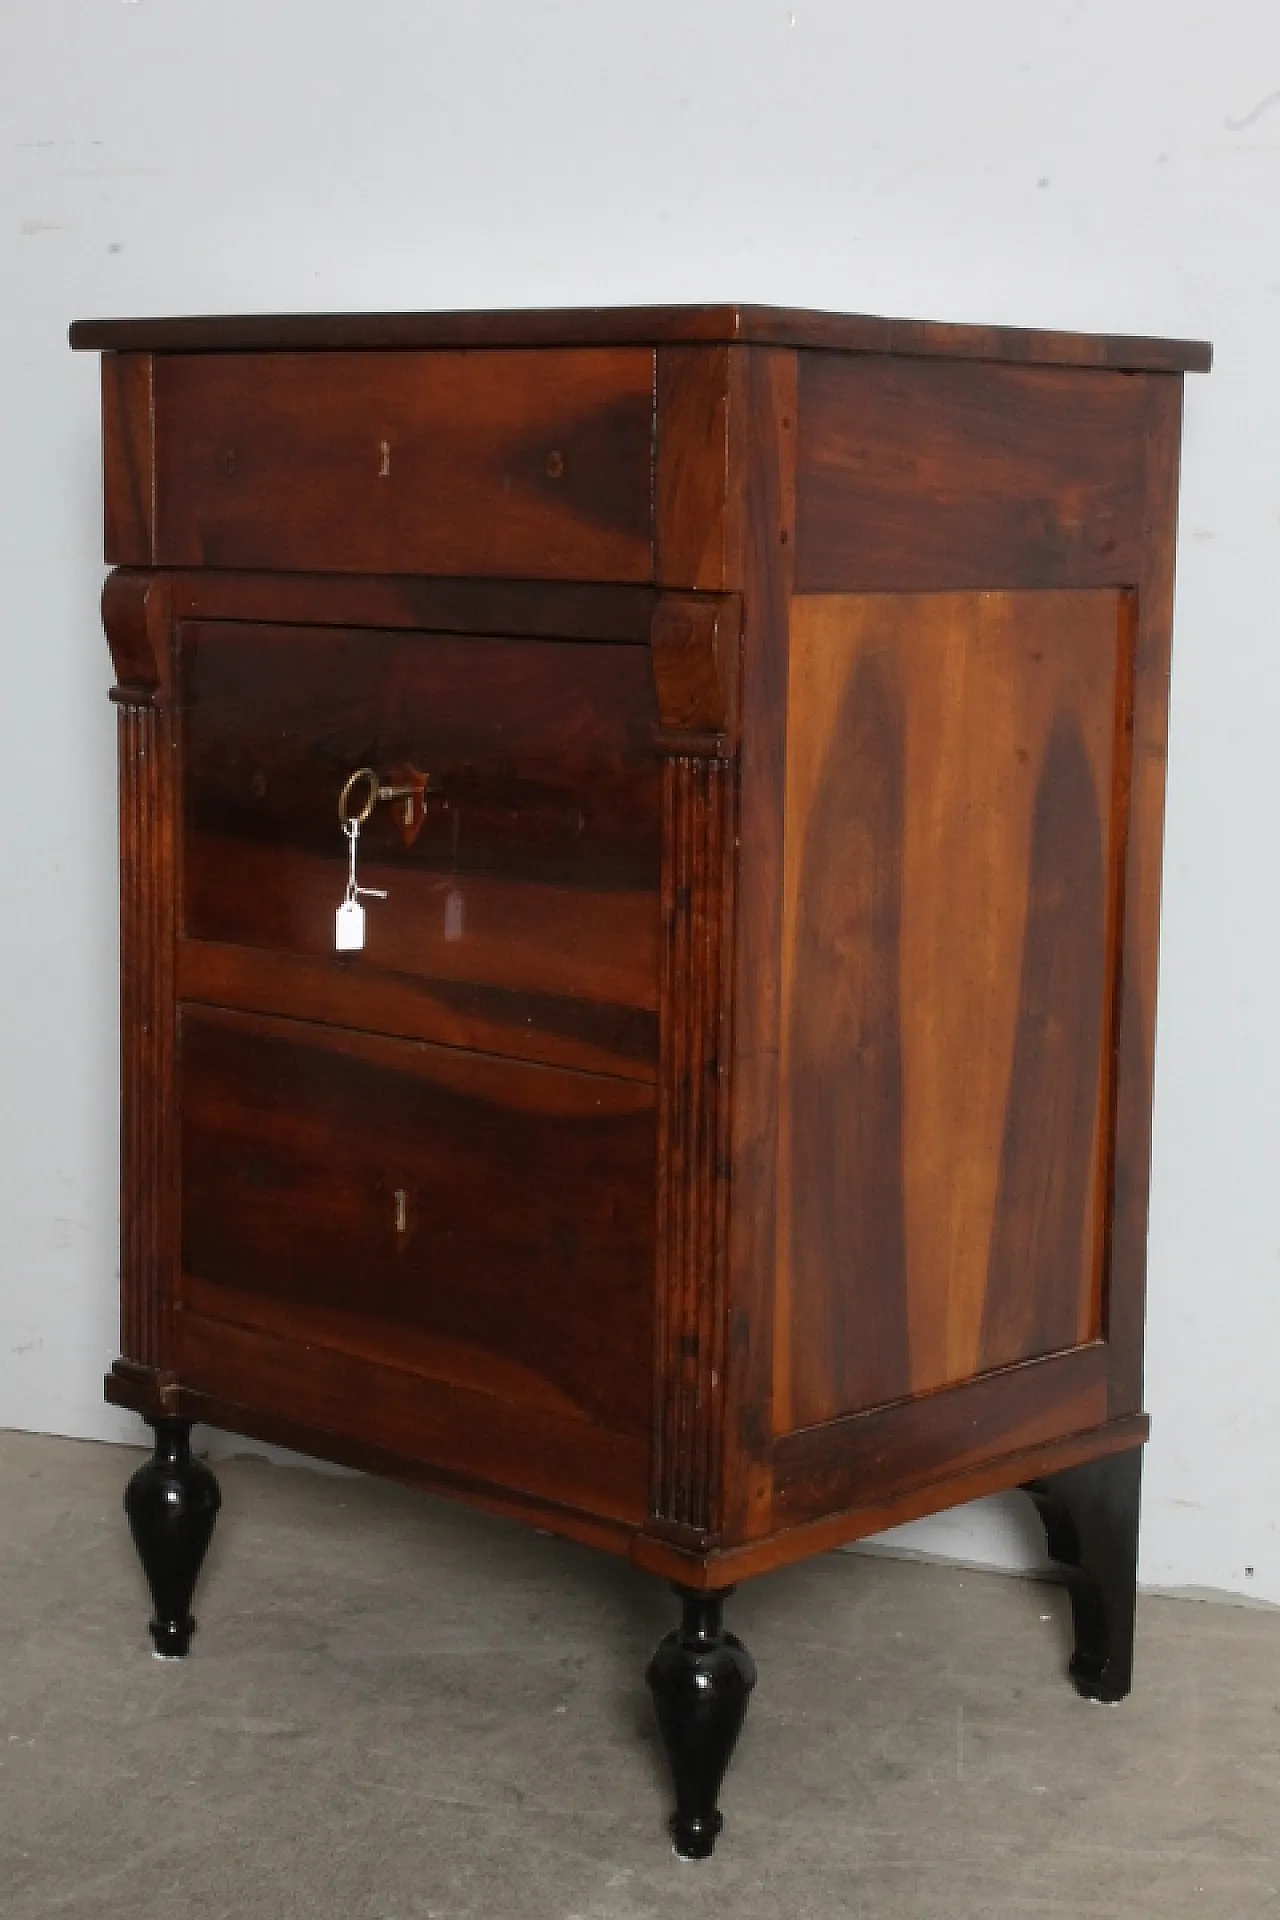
<box><xmin>150</xmin><ymin>349</ymin><xmax>655</xmax><ymax>580</ymax></box>
<box><xmin>179</xmin><ymin>622</ymin><xmax>662</xmax><ymax>1075</ymax></box>
<box><xmin>178</xmin><ymin>1009</ymin><xmax>656</xmax><ymax>1493</ymax></box>
<box><xmin>777</xmin><ymin>588</ymin><xmax>1130</xmax><ymax>1432</ymax></box>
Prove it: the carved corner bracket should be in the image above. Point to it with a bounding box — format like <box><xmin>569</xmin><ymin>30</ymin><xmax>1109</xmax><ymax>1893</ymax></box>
<box><xmin>649</xmin><ymin>592</ymin><xmax>742</xmax><ymax>760</ymax></box>
<box><xmin>102</xmin><ymin>568</ymin><xmax>172</xmax><ymax>707</ymax></box>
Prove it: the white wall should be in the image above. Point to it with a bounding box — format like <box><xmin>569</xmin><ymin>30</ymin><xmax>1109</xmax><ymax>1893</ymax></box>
<box><xmin>2</xmin><ymin>0</ymin><xmax>1275</xmax><ymax>1602</ymax></box>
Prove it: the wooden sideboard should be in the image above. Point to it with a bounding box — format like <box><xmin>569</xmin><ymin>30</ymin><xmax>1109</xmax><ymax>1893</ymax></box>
<box><xmin>70</xmin><ymin>304</ymin><xmax>1210</xmax><ymax>1858</ymax></box>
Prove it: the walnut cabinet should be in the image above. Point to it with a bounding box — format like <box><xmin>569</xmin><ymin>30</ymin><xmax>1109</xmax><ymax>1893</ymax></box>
<box><xmin>71</xmin><ymin>304</ymin><xmax>1209</xmax><ymax>1857</ymax></box>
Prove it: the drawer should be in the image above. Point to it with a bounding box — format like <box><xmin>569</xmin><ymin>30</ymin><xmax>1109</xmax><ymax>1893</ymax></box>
<box><xmin>146</xmin><ymin>349</ymin><xmax>655</xmax><ymax>579</ymax></box>
<box><xmin>177</xmin><ymin>1009</ymin><xmax>656</xmax><ymax>1514</ymax></box>
<box><xmin>178</xmin><ymin>620</ymin><xmax>662</xmax><ymax>1076</ymax></box>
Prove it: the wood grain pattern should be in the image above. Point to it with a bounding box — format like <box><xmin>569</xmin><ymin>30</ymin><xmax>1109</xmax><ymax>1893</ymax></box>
<box><xmin>1107</xmin><ymin>376</ymin><xmax>1185</xmax><ymax>1416</ymax></box>
<box><xmin>101</xmin><ymin>354</ymin><xmax>155</xmax><ymax>565</ymax></box>
<box><xmin>167</xmin><ymin>571</ymin><xmax>660</xmax><ymax>644</ymax></box>
<box><xmin>795</xmin><ymin>356</ymin><xmax>1149</xmax><ymax>592</ymax></box>
<box><xmin>71</xmin><ymin>304</ymin><xmax>1212</xmax><ymax>374</ymax></box>
<box><xmin>721</xmin><ymin>348</ymin><xmax>797</xmax><ymax>1541</ymax></box>
<box><xmin>778</xmin><ymin>591</ymin><xmax>1128</xmax><ymax>1431</ymax></box>
<box><xmin>179</xmin><ymin>620</ymin><xmax>662</xmax><ymax>1024</ymax></box>
<box><xmin>773</xmin><ymin>1344</ymin><xmax>1109</xmax><ymax>1526</ymax></box>
<box><xmin>81</xmin><ymin>317</ymin><xmax>1199</xmax><ymax>1614</ymax></box>
<box><xmin>179</xmin><ymin>1007</ymin><xmax>656</xmax><ymax>1459</ymax></box>
<box><xmin>649</xmin><ymin>592</ymin><xmax>741</xmax><ymax>744</ymax></box>
<box><xmin>178</xmin><ymin>940</ymin><xmax>657</xmax><ymax>1083</ymax></box>
<box><xmin>631</xmin><ymin>1418</ymin><xmax>1148</xmax><ymax>1590</ymax></box>
<box><xmin>173</xmin><ymin>1314</ymin><xmax>649</xmax><ymax>1526</ymax></box>
<box><xmin>151</xmin><ymin>350</ymin><xmax>655</xmax><ymax>579</ymax></box>
<box><xmin>104</xmin><ymin>1361</ymin><xmax>644</xmax><ymax>1555</ymax></box>
<box><xmin>655</xmin><ymin>347</ymin><xmax>736</xmax><ymax>590</ymax></box>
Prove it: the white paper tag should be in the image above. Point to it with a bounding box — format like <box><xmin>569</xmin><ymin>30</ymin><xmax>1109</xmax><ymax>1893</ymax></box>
<box><xmin>336</xmin><ymin>899</ymin><xmax>366</xmax><ymax>951</ymax></box>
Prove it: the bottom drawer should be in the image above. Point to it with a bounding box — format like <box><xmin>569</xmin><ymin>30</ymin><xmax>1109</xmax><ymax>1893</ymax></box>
<box><xmin>177</xmin><ymin>1007</ymin><xmax>656</xmax><ymax>1520</ymax></box>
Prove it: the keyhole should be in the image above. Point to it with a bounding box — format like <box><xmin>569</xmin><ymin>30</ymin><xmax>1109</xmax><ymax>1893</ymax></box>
<box><xmin>394</xmin><ymin>1188</ymin><xmax>408</xmax><ymax>1235</ymax></box>
<box><xmin>378</xmin><ymin>440</ymin><xmax>392</xmax><ymax>478</ymax></box>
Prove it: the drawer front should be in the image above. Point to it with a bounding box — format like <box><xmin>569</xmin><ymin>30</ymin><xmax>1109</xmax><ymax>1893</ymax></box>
<box><xmin>149</xmin><ymin>349</ymin><xmax>655</xmax><ymax>579</ymax></box>
<box><xmin>179</xmin><ymin>621</ymin><xmax>662</xmax><ymax>1076</ymax></box>
<box><xmin>178</xmin><ymin>1009</ymin><xmax>656</xmax><ymax>1514</ymax></box>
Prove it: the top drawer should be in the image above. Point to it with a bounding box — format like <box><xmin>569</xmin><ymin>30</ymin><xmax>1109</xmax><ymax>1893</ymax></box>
<box><xmin>103</xmin><ymin>349</ymin><xmax>656</xmax><ymax>580</ymax></box>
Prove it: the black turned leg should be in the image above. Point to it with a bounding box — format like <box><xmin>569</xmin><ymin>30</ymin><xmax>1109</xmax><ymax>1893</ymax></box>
<box><xmin>646</xmin><ymin>1585</ymin><xmax>756</xmax><ymax>1860</ymax></box>
<box><xmin>1023</xmin><ymin>1447</ymin><xmax>1143</xmax><ymax>1704</ymax></box>
<box><xmin>124</xmin><ymin>1418</ymin><xmax>221</xmax><ymax>1659</ymax></box>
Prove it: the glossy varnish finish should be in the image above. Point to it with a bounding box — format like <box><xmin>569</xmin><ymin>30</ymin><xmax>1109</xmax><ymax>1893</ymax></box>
<box><xmin>720</xmin><ymin>347</ymin><xmax>798</xmax><ymax>1545</ymax></box>
<box><xmin>179</xmin><ymin>618</ymin><xmax>662</xmax><ymax>1070</ymax></box>
<box><xmin>1107</xmin><ymin>376</ymin><xmax>1185</xmax><ymax>1418</ymax></box>
<box><xmin>795</xmin><ymin>356</ymin><xmax>1150</xmax><ymax>591</ymax></box>
<box><xmin>72</xmin><ymin>302</ymin><xmax>1211</xmax><ymax>371</ymax></box>
<box><xmin>101</xmin><ymin>354</ymin><xmax>154</xmax><ymax>566</ymax></box>
<box><xmin>778</xmin><ymin>589</ymin><xmax>1129</xmax><ymax>1429</ymax></box>
<box><xmin>178</xmin><ymin>1007</ymin><xmax>655</xmax><ymax>1509</ymax></box>
<box><xmin>76</xmin><ymin>304</ymin><xmax>1206</xmax><ymax>1856</ymax></box>
<box><xmin>150</xmin><ymin>349</ymin><xmax>655</xmax><ymax>580</ymax></box>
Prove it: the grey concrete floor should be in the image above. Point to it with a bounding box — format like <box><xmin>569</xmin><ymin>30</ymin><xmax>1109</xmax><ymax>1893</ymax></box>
<box><xmin>1</xmin><ymin>1431</ymin><xmax>1277</xmax><ymax>1919</ymax></box>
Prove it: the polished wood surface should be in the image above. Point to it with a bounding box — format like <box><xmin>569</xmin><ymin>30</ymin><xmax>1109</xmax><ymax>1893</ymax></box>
<box><xmin>165</xmin><ymin>569</ymin><xmax>661</xmax><ymax>644</ymax></box>
<box><xmin>101</xmin><ymin>353</ymin><xmax>154</xmax><ymax>566</ymax></box>
<box><xmin>176</xmin><ymin>1312</ymin><xmax>650</xmax><ymax>1526</ymax></box>
<box><xmin>71</xmin><ymin>303</ymin><xmax>1211</xmax><ymax>372</ymax></box>
<box><xmin>796</xmin><ymin>356</ymin><xmax>1149</xmax><ymax>592</ymax></box>
<box><xmin>778</xmin><ymin>589</ymin><xmax>1127</xmax><ymax>1429</ymax></box>
<box><xmin>774</xmin><ymin>1344</ymin><xmax>1109</xmax><ymax>1526</ymax></box>
<box><xmin>105</xmin><ymin>1360</ymin><xmax>645</xmax><ymax>1557</ymax></box>
<box><xmin>180</xmin><ymin>1007</ymin><xmax>655</xmax><ymax>1450</ymax></box>
<box><xmin>179</xmin><ymin>619</ymin><xmax>662</xmax><ymax>1036</ymax></box>
<box><xmin>720</xmin><ymin>347</ymin><xmax>798</xmax><ymax>1544</ymax></box>
<box><xmin>631</xmin><ymin>1419</ymin><xmax>1149</xmax><ymax>1589</ymax></box>
<box><xmin>655</xmin><ymin>346</ymin><xmax>736</xmax><ymax>591</ymax></box>
<box><xmin>79</xmin><ymin>308</ymin><xmax>1201</xmax><ymax>1608</ymax></box>
<box><xmin>176</xmin><ymin>941</ymin><xmax>657</xmax><ymax>1084</ymax></box>
<box><xmin>79</xmin><ymin>308</ymin><xmax>1204</xmax><ymax>1852</ymax></box>
<box><xmin>648</xmin><ymin>593</ymin><xmax>740</xmax><ymax>745</ymax></box>
<box><xmin>1108</xmin><ymin>376</ymin><xmax>1184</xmax><ymax>1417</ymax></box>
<box><xmin>146</xmin><ymin>349</ymin><xmax>654</xmax><ymax>578</ymax></box>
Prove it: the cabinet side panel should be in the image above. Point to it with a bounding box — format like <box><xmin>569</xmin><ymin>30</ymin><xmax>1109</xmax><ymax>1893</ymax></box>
<box><xmin>795</xmin><ymin>355</ymin><xmax>1147</xmax><ymax>592</ymax></box>
<box><xmin>1107</xmin><ymin>375</ymin><xmax>1184</xmax><ymax>1415</ymax></box>
<box><xmin>778</xmin><ymin>589</ymin><xmax>1127</xmax><ymax>1430</ymax></box>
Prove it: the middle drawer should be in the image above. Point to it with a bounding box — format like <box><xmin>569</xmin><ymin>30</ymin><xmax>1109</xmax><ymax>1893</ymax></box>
<box><xmin>178</xmin><ymin>620</ymin><xmax>662</xmax><ymax>1079</ymax></box>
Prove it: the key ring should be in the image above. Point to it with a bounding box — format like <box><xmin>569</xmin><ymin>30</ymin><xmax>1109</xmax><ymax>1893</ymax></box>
<box><xmin>338</xmin><ymin>767</ymin><xmax>380</xmax><ymax>827</ymax></box>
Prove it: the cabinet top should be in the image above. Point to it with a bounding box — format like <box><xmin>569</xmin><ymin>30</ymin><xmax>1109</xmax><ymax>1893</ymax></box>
<box><xmin>69</xmin><ymin>302</ymin><xmax>1211</xmax><ymax>374</ymax></box>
